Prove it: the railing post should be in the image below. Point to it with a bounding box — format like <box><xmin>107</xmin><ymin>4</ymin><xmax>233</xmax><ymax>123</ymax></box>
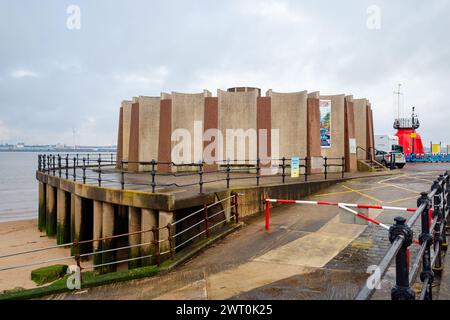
<box><xmin>42</xmin><ymin>154</ymin><xmax>46</xmax><ymax>171</ymax></box>
<box><xmin>203</xmin><ymin>204</ymin><xmax>210</xmax><ymax>238</ymax></box>
<box><xmin>304</xmin><ymin>157</ymin><xmax>308</xmax><ymax>182</ymax></box>
<box><xmin>446</xmin><ymin>171</ymin><xmax>450</xmax><ymax>231</ymax></box>
<box><xmin>52</xmin><ymin>155</ymin><xmax>56</xmax><ymax>176</ymax></box>
<box><xmin>440</xmin><ymin>175</ymin><xmax>448</xmax><ymax>250</ymax></box>
<box><xmin>324</xmin><ymin>157</ymin><xmax>328</xmax><ymax>180</ymax></box>
<box><xmin>38</xmin><ymin>154</ymin><xmax>42</xmax><ymax>172</ymax></box>
<box><xmin>233</xmin><ymin>192</ymin><xmax>239</xmax><ymax>224</ymax></box>
<box><xmin>390</xmin><ymin>216</ymin><xmax>415</xmax><ymax>300</ymax></box>
<box><xmin>82</xmin><ymin>158</ymin><xmax>86</xmax><ymax>184</ymax></box>
<box><xmin>342</xmin><ymin>156</ymin><xmax>345</xmax><ymax>179</ymax></box>
<box><xmin>97</xmin><ymin>157</ymin><xmax>102</xmax><ymax>187</ymax></box>
<box><xmin>58</xmin><ymin>155</ymin><xmax>62</xmax><ymax>177</ymax></box>
<box><xmin>282</xmin><ymin>157</ymin><xmax>286</xmax><ymax>184</ymax></box>
<box><xmin>198</xmin><ymin>161</ymin><xmax>204</xmax><ymax>194</ymax></box>
<box><xmin>150</xmin><ymin>159</ymin><xmax>156</xmax><ymax>193</ymax></box>
<box><xmin>418</xmin><ymin>192</ymin><xmax>434</xmax><ymax>300</ymax></box>
<box><xmin>167</xmin><ymin>223</ymin><xmax>175</xmax><ymax>259</ymax></box>
<box><xmin>256</xmin><ymin>158</ymin><xmax>260</xmax><ymax>186</ymax></box>
<box><xmin>226</xmin><ymin>159</ymin><xmax>231</xmax><ymax>189</ymax></box>
<box><xmin>73</xmin><ymin>157</ymin><xmax>76</xmax><ymax>181</ymax></box>
<box><xmin>121</xmin><ymin>161</ymin><xmax>125</xmax><ymax>190</ymax></box>
<box><xmin>73</xmin><ymin>239</ymin><xmax>82</xmax><ymax>283</ymax></box>
<box><xmin>47</xmin><ymin>155</ymin><xmax>51</xmax><ymax>173</ymax></box>
<box><xmin>87</xmin><ymin>154</ymin><xmax>90</xmax><ymax>165</ymax></box>
<box><xmin>432</xmin><ymin>180</ymin><xmax>444</xmax><ymax>271</ymax></box>
<box><xmin>65</xmin><ymin>154</ymin><xmax>69</xmax><ymax>179</ymax></box>
<box><xmin>152</xmin><ymin>226</ymin><xmax>160</xmax><ymax>267</ymax></box>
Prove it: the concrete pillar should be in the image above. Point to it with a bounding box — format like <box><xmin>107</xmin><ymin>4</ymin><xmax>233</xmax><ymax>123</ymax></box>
<box><xmin>157</xmin><ymin>98</ymin><xmax>172</xmax><ymax>173</ymax></box>
<box><xmin>128</xmin><ymin>207</ymin><xmax>142</xmax><ymax>269</ymax></box>
<box><xmin>72</xmin><ymin>194</ymin><xmax>82</xmax><ymax>256</ymax></box>
<box><xmin>46</xmin><ymin>184</ymin><xmax>57</xmax><ymax>237</ymax></box>
<box><xmin>93</xmin><ymin>200</ymin><xmax>103</xmax><ymax>268</ymax></box>
<box><xmin>128</xmin><ymin>103</ymin><xmax>140</xmax><ymax>172</ymax></box>
<box><xmin>116</xmin><ymin>107</ymin><xmax>123</xmax><ymax>168</ymax></box>
<box><xmin>38</xmin><ymin>181</ymin><xmax>46</xmax><ymax>232</ymax></box>
<box><xmin>102</xmin><ymin>202</ymin><xmax>115</xmax><ymax>273</ymax></box>
<box><xmin>56</xmin><ymin>189</ymin><xmax>70</xmax><ymax>244</ymax></box>
<box><xmin>141</xmin><ymin>209</ymin><xmax>158</xmax><ymax>266</ymax></box>
<box><xmin>70</xmin><ymin>194</ymin><xmax>75</xmax><ymax>242</ymax></box>
<box><xmin>307</xmin><ymin>93</ymin><xmax>323</xmax><ymax>174</ymax></box>
<box><xmin>159</xmin><ymin>211</ymin><xmax>174</xmax><ymax>260</ymax></box>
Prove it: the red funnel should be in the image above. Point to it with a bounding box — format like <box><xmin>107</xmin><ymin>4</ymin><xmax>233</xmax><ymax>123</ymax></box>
<box><xmin>395</xmin><ymin>129</ymin><xmax>425</xmax><ymax>155</ymax></box>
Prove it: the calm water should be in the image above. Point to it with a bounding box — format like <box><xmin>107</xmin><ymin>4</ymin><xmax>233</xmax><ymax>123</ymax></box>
<box><xmin>0</xmin><ymin>152</ymin><xmax>112</xmax><ymax>223</ymax></box>
<box><xmin>0</xmin><ymin>152</ymin><xmax>40</xmax><ymax>222</ymax></box>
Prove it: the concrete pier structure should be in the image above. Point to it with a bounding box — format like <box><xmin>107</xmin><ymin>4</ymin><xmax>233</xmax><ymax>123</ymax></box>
<box><xmin>35</xmin><ymin>85</ymin><xmax>379</xmax><ymax>277</ymax></box>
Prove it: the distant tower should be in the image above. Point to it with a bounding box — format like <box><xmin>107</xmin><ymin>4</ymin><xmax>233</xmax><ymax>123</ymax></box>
<box><xmin>393</xmin><ymin>85</ymin><xmax>424</xmax><ymax>155</ymax></box>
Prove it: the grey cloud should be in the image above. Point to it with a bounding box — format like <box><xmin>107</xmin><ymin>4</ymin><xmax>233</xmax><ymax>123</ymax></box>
<box><xmin>0</xmin><ymin>0</ymin><xmax>449</xmax><ymax>145</ymax></box>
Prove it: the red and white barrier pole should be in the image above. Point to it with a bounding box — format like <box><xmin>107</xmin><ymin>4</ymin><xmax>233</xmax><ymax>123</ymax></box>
<box><xmin>338</xmin><ymin>204</ymin><xmax>390</xmax><ymax>230</ymax></box>
<box><xmin>266</xmin><ymin>199</ymin><xmax>416</xmax><ymax>213</ymax></box>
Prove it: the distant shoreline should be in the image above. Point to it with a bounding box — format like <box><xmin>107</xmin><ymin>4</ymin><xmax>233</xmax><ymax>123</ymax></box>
<box><xmin>0</xmin><ymin>149</ymin><xmax>116</xmax><ymax>153</ymax></box>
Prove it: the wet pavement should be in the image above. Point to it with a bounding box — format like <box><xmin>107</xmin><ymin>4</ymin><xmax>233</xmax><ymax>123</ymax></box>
<box><xmin>48</xmin><ymin>163</ymin><xmax>450</xmax><ymax>300</ymax></box>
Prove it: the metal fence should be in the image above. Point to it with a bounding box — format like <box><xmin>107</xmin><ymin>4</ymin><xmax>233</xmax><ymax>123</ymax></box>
<box><xmin>356</xmin><ymin>171</ymin><xmax>449</xmax><ymax>300</ymax></box>
<box><xmin>38</xmin><ymin>154</ymin><xmax>346</xmax><ymax>193</ymax></box>
<box><xmin>0</xmin><ymin>194</ymin><xmax>239</xmax><ymax>276</ymax></box>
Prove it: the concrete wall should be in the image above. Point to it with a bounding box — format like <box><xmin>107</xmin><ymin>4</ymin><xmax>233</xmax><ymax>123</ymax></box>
<box><xmin>354</xmin><ymin>98</ymin><xmax>368</xmax><ymax>158</ymax></box>
<box><xmin>121</xmin><ymin>101</ymin><xmax>133</xmax><ymax>162</ymax></box>
<box><xmin>138</xmin><ymin>96</ymin><xmax>160</xmax><ymax>171</ymax></box>
<box><xmin>320</xmin><ymin>94</ymin><xmax>346</xmax><ymax>172</ymax></box>
<box><xmin>267</xmin><ymin>90</ymin><xmax>308</xmax><ymax>159</ymax></box>
<box><xmin>344</xmin><ymin>96</ymin><xmax>358</xmax><ymax>172</ymax></box>
<box><xmin>171</xmin><ymin>91</ymin><xmax>210</xmax><ymax>166</ymax></box>
<box><xmin>218</xmin><ymin>89</ymin><xmax>258</xmax><ymax>164</ymax></box>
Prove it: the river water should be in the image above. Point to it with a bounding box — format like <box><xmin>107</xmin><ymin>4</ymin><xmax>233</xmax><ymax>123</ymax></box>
<box><xmin>0</xmin><ymin>152</ymin><xmax>114</xmax><ymax>223</ymax></box>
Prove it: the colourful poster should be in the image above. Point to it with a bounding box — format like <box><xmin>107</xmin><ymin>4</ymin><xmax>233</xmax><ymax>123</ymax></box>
<box><xmin>291</xmin><ymin>157</ymin><xmax>300</xmax><ymax>178</ymax></box>
<box><xmin>320</xmin><ymin>100</ymin><xmax>332</xmax><ymax>148</ymax></box>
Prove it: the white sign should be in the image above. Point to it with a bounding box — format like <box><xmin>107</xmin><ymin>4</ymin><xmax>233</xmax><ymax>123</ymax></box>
<box><xmin>349</xmin><ymin>138</ymin><xmax>357</xmax><ymax>154</ymax></box>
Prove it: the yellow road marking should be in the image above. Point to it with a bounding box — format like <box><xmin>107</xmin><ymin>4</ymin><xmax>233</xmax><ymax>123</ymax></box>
<box><xmin>341</xmin><ymin>185</ymin><xmax>383</xmax><ymax>203</ymax></box>
<box><xmin>381</xmin><ymin>183</ymin><xmax>419</xmax><ymax>194</ymax></box>
<box><xmin>312</xmin><ymin>185</ymin><xmax>389</xmax><ymax>198</ymax></box>
<box><xmin>385</xmin><ymin>196</ymin><xmax>419</xmax><ymax>205</ymax></box>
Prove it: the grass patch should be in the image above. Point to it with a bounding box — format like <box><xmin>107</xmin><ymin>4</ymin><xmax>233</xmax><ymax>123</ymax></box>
<box><xmin>31</xmin><ymin>265</ymin><xmax>68</xmax><ymax>286</ymax></box>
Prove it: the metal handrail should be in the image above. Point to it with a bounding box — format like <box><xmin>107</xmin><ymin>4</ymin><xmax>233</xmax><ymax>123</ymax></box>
<box><xmin>356</xmin><ymin>171</ymin><xmax>450</xmax><ymax>300</ymax></box>
<box><xmin>38</xmin><ymin>154</ymin><xmax>347</xmax><ymax>194</ymax></box>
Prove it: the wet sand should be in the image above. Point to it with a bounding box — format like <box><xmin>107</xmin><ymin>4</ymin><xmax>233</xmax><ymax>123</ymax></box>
<box><xmin>0</xmin><ymin>219</ymin><xmax>73</xmax><ymax>292</ymax></box>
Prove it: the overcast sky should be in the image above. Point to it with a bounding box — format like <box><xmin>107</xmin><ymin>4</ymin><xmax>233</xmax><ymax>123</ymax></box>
<box><xmin>0</xmin><ymin>0</ymin><xmax>449</xmax><ymax>146</ymax></box>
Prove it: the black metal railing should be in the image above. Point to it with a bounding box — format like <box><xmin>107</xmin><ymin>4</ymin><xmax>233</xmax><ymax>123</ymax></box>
<box><xmin>356</xmin><ymin>171</ymin><xmax>450</xmax><ymax>300</ymax></box>
<box><xmin>38</xmin><ymin>154</ymin><xmax>346</xmax><ymax>193</ymax></box>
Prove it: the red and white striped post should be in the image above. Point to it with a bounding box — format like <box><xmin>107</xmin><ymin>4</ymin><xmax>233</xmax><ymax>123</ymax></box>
<box><xmin>265</xmin><ymin>199</ymin><xmax>270</xmax><ymax>231</ymax></box>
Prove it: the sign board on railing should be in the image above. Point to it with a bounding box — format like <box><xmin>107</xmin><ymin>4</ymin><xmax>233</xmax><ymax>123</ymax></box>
<box><xmin>291</xmin><ymin>157</ymin><xmax>300</xmax><ymax>178</ymax></box>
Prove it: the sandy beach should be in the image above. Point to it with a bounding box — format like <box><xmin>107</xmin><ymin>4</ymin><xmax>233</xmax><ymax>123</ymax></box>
<box><xmin>0</xmin><ymin>219</ymin><xmax>75</xmax><ymax>292</ymax></box>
